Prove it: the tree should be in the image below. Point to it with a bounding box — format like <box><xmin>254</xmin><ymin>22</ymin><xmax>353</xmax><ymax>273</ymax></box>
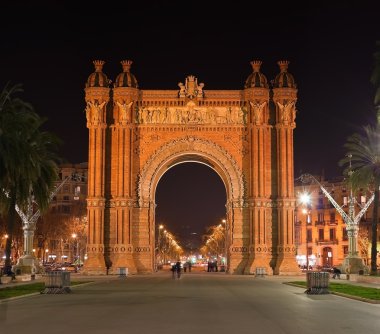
<box><xmin>0</xmin><ymin>83</ymin><xmax>61</xmax><ymax>275</ymax></box>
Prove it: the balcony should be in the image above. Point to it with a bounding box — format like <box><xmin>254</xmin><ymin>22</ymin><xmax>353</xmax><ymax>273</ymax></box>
<box><xmin>315</xmin><ymin>239</ymin><xmax>339</xmax><ymax>246</ymax></box>
<box><xmin>327</xmin><ymin>220</ymin><xmax>338</xmax><ymax>226</ymax></box>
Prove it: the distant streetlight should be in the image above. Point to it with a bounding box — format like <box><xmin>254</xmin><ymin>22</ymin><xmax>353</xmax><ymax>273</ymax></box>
<box><xmin>45</xmin><ymin>249</ymin><xmax>49</xmax><ymax>264</ymax></box>
<box><xmin>71</xmin><ymin>233</ymin><xmax>79</xmax><ymax>265</ymax></box>
<box><xmin>221</xmin><ymin>219</ymin><xmax>228</xmax><ymax>272</ymax></box>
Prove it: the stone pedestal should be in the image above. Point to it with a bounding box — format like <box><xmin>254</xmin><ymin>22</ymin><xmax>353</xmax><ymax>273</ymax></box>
<box><xmin>12</xmin><ymin>255</ymin><xmax>37</xmax><ymax>275</ymax></box>
<box><xmin>341</xmin><ymin>256</ymin><xmax>367</xmax><ymax>275</ymax></box>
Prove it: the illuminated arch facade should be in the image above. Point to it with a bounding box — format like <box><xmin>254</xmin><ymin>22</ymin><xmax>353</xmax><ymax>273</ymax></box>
<box><xmin>83</xmin><ymin>59</ymin><xmax>299</xmax><ymax>275</ymax></box>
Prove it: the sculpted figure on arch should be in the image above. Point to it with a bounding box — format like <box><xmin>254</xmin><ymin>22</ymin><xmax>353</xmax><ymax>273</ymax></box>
<box><xmin>250</xmin><ymin>101</ymin><xmax>267</xmax><ymax>125</ymax></box>
<box><xmin>116</xmin><ymin>101</ymin><xmax>133</xmax><ymax>124</ymax></box>
<box><xmin>86</xmin><ymin>101</ymin><xmax>106</xmax><ymax>125</ymax></box>
<box><xmin>277</xmin><ymin>100</ymin><xmax>295</xmax><ymax>125</ymax></box>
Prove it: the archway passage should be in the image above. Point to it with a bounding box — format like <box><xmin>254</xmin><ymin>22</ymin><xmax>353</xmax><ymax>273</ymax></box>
<box><xmin>155</xmin><ymin>162</ymin><xmax>227</xmax><ymax>269</ymax></box>
<box><xmin>84</xmin><ymin>62</ymin><xmax>300</xmax><ymax>275</ymax></box>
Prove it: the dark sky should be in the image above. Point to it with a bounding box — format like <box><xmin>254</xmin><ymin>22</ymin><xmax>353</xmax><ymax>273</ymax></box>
<box><xmin>2</xmin><ymin>1</ymin><xmax>380</xmax><ymax>247</ymax></box>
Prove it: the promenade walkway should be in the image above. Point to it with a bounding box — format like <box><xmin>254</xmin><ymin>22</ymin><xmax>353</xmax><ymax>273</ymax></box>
<box><xmin>1</xmin><ymin>271</ymin><xmax>379</xmax><ymax>334</ymax></box>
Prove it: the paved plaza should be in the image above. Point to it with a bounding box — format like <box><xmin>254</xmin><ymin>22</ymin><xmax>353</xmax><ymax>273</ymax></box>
<box><xmin>1</xmin><ymin>271</ymin><xmax>379</xmax><ymax>334</ymax></box>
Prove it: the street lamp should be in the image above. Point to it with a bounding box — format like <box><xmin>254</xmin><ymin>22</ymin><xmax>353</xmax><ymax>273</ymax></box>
<box><xmin>45</xmin><ymin>249</ymin><xmax>49</xmax><ymax>264</ymax></box>
<box><xmin>156</xmin><ymin>225</ymin><xmax>164</xmax><ymax>270</ymax></box>
<box><xmin>71</xmin><ymin>233</ymin><xmax>79</xmax><ymax>265</ymax></box>
<box><xmin>299</xmin><ymin>172</ymin><xmax>374</xmax><ymax>274</ymax></box>
<box><xmin>299</xmin><ymin>193</ymin><xmax>311</xmax><ymax>271</ymax></box>
<box><xmin>221</xmin><ymin>219</ymin><xmax>228</xmax><ymax>272</ymax></box>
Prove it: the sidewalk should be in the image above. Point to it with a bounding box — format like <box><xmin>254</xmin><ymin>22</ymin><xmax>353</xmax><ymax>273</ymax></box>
<box><xmin>1</xmin><ymin>270</ymin><xmax>379</xmax><ymax>290</ymax></box>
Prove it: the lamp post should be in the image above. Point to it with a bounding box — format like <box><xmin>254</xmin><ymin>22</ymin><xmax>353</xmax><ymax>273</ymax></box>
<box><xmin>299</xmin><ymin>194</ymin><xmax>311</xmax><ymax>271</ymax></box>
<box><xmin>299</xmin><ymin>172</ymin><xmax>374</xmax><ymax>274</ymax></box>
<box><xmin>156</xmin><ymin>225</ymin><xmax>164</xmax><ymax>270</ymax></box>
<box><xmin>71</xmin><ymin>233</ymin><xmax>79</xmax><ymax>265</ymax></box>
<box><xmin>4</xmin><ymin>174</ymin><xmax>80</xmax><ymax>276</ymax></box>
<box><xmin>45</xmin><ymin>249</ymin><xmax>49</xmax><ymax>264</ymax></box>
<box><xmin>221</xmin><ymin>219</ymin><xmax>228</xmax><ymax>272</ymax></box>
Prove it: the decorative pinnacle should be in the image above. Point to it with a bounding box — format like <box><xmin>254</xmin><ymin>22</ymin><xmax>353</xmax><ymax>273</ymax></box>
<box><xmin>278</xmin><ymin>60</ymin><xmax>289</xmax><ymax>72</ymax></box>
<box><xmin>93</xmin><ymin>60</ymin><xmax>105</xmax><ymax>72</ymax></box>
<box><xmin>250</xmin><ymin>60</ymin><xmax>262</xmax><ymax>72</ymax></box>
<box><xmin>121</xmin><ymin>60</ymin><xmax>133</xmax><ymax>72</ymax></box>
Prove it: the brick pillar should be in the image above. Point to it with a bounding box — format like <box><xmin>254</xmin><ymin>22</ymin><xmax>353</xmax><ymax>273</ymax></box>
<box><xmin>272</xmin><ymin>61</ymin><xmax>300</xmax><ymax>275</ymax></box>
<box><xmin>83</xmin><ymin>60</ymin><xmax>110</xmax><ymax>274</ymax></box>
<box><xmin>243</xmin><ymin>61</ymin><xmax>272</xmax><ymax>274</ymax></box>
<box><xmin>109</xmin><ymin>82</ymin><xmax>139</xmax><ymax>274</ymax></box>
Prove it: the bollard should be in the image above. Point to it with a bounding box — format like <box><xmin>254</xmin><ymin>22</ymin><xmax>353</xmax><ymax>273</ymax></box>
<box><xmin>41</xmin><ymin>271</ymin><xmax>71</xmax><ymax>294</ymax></box>
<box><xmin>118</xmin><ymin>267</ymin><xmax>128</xmax><ymax>278</ymax></box>
<box><xmin>305</xmin><ymin>271</ymin><xmax>329</xmax><ymax>294</ymax></box>
<box><xmin>255</xmin><ymin>267</ymin><xmax>266</xmax><ymax>277</ymax></box>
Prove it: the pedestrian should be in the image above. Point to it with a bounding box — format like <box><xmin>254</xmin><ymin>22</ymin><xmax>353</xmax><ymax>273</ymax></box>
<box><xmin>175</xmin><ymin>260</ymin><xmax>181</xmax><ymax>279</ymax></box>
<box><xmin>187</xmin><ymin>261</ymin><xmax>192</xmax><ymax>272</ymax></box>
<box><xmin>171</xmin><ymin>264</ymin><xmax>176</xmax><ymax>279</ymax></box>
<box><xmin>332</xmin><ymin>267</ymin><xmax>341</xmax><ymax>279</ymax></box>
<box><xmin>183</xmin><ymin>262</ymin><xmax>187</xmax><ymax>273</ymax></box>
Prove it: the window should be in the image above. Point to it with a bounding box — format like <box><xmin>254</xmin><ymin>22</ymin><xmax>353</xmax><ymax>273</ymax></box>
<box><xmin>62</xmin><ymin>206</ymin><xmax>70</xmax><ymax>213</ymax></box>
<box><xmin>330</xmin><ymin>212</ymin><xmax>335</xmax><ymax>224</ymax></box>
<box><xmin>343</xmin><ymin>196</ymin><xmax>348</xmax><ymax>205</ymax></box>
<box><xmin>318</xmin><ymin>229</ymin><xmax>324</xmax><ymax>241</ymax></box>
<box><xmin>307</xmin><ymin>247</ymin><xmax>313</xmax><ymax>256</ymax></box>
<box><xmin>329</xmin><ymin>228</ymin><xmax>335</xmax><ymax>241</ymax></box>
<box><xmin>63</xmin><ymin>196</ymin><xmax>70</xmax><ymax>201</ymax></box>
<box><xmin>317</xmin><ymin>197</ymin><xmax>324</xmax><ymax>209</ymax></box>
<box><xmin>307</xmin><ymin>229</ymin><xmax>312</xmax><ymax>242</ymax></box>
<box><xmin>360</xmin><ymin>195</ymin><xmax>366</xmax><ymax>204</ymax></box>
<box><xmin>318</xmin><ymin>213</ymin><xmax>324</xmax><ymax>223</ymax></box>
<box><xmin>74</xmin><ymin>186</ymin><xmax>81</xmax><ymax>200</ymax></box>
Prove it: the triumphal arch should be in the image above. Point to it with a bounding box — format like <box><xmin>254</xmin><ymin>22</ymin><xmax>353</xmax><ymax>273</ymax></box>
<box><xmin>83</xmin><ymin>59</ymin><xmax>300</xmax><ymax>275</ymax></box>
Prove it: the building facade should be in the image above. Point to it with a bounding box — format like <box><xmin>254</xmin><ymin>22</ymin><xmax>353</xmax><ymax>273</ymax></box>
<box><xmin>37</xmin><ymin>163</ymin><xmax>88</xmax><ymax>263</ymax></box>
<box><xmin>83</xmin><ymin>59</ymin><xmax>300</xmax><ymax>275</ymax></box>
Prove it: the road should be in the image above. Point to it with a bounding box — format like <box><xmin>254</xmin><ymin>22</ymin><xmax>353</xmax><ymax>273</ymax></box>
<box><xmin>1</xmin><ymin>271</ymin><xmax>379</xmax><ymax>334</ymax></box>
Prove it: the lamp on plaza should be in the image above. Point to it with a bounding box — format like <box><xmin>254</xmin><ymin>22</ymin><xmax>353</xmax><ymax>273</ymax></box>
<box><xmin>299</xmin><ymin>192</ymin><xmax>311</xmax><ymax>271</ymax></box>
<box><xmin>299</xmin><ymin>172</ymin><xmax>374</xmax><ymax>274</ymax></box>
<box><xmin>45</xmin><ymin>249</ymin><xmax>49</xmax><ymax>264</ymax></box>
<box><xmin>156</xmin><ymin>225</ymin><xmax>164</xmax><ymax>269</ymax></box>
<box><xmin>221</xmin><ymin>219</ymin><xmax>228</xmax><ymax>272</ymax></box>
<box><xmin>71</xmin><ymin>233</ymin><xmax>79</xmax><ymax>265</ymax></box>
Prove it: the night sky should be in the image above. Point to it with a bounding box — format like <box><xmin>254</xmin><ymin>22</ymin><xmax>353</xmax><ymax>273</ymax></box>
<box><xmin>2</xmin><ymin>1</ymin><xmax>380</xmax><ymax>247</ymax></box>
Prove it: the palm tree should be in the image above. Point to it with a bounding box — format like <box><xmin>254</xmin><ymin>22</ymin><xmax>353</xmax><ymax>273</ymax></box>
<box><xmin>0</xmin><ymin>83</ymin><xmax>61</xmax><ymax>275</ymax></box>
<box><xmin>339</xmin><ymin>125</ymin><xmax>380</xmax><ymax>274</ymax></box>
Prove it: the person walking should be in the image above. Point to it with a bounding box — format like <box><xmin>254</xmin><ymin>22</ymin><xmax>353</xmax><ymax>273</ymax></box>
<box><xmin>332</xmin><ymin>267</ymin><xmax>341</xmax><ymax>279</ymax></box>
<box><xmin>175</xmin><ymin>260</ymin><xmax>182</xmax><ymax>279</ymax></box>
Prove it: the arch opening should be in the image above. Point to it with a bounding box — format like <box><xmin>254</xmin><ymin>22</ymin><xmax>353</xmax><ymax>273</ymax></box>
<box><xmin>155</xmin><ymin>161</ymin><xmax>227</xmax><ymax>271</ymax></box>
